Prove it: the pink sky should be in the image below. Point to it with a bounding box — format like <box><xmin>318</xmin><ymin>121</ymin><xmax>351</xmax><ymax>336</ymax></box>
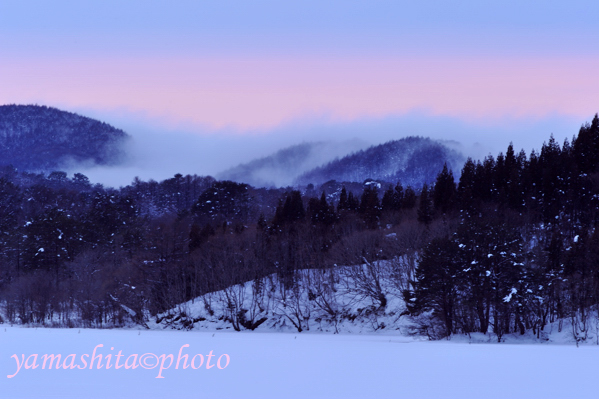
<box><xmin>2</xmin><ymin>56</ymin><xmax>598</xmax><ymax>131</ymax></box>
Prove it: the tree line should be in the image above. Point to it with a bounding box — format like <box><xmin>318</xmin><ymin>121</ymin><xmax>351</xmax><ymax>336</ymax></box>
<box><xmin>0</xmin><ymin>115</ymin><xmax>598</xmax><ymax>341</ymax></box>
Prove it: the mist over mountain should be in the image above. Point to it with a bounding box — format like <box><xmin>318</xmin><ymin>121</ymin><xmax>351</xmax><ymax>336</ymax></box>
<box><xmin>0</xmin><ymin>104</ymin><xmax>129</xmax><ymax>171</ymax></box>
<box><xmin>295</xmin><ymin>136</ymin><xmax>464</xmax><ymax>188</ymax></box>
<box><xmin>217</xmin><ymin>139</ymin><xmax>368</xmax><ymax>188</ymax></box>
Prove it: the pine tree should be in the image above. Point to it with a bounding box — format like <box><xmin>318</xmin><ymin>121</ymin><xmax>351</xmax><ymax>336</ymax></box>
<box><xmin>433</xmin><ymin>163</ymin><xmax>456</xmax><ymax>214</ymax></box>
<box><xmin>417</xmin><ymin>184</ymin><xmax>433</xmax><ymax>225</ymax></box>
<box><xmin>458</xmin><ymin>158</ymin><xmax>477</xmax><ymax>213</ymax></box>
<box><xmin>347</xmin><ymin>191</ymin><xmax>359</xmax><ymax>211</ymax></box>
<box><xmin>403</xmin><ymin>186</ymin><xmax>416</xmax><ymax>209</ymax></box>
<box><xmin>393</xmin><ymin>182</ymin><xmax>404</xmax><ymax>210</ymax></box>
<box><xmin>504</xmin><ymin>143</ymin><xmax>524</xmax><ymax>210</ymax></box>
<box><xmin>573</xmin><ymin>115</ymin><xmax>599</xmax><ymax>174</ymax></box>
<box><xmin>337</xmin><ymin>186</ymin><xmax>349</xmax><ymax>211</ymax></box>
<box><xmin>404</xmin><ymin>236</ymin><xmax>460</xmax><ymax>337</ymax></box>
<box><xmin>359</xmin><ymin>185</ymin><xmax>381</xmax><ymax>228</ymax></box>
<box><xmin>308</xmin><ymin>192</ymin><xmax>336</xmax><ymax>225</ymax></box>
<box><xmin>381</xmin><ymin>185</ymin><xmax>395</xmax><ymax>213</ymax></box>
<box><xmin>318</xmin><ymin>192</ymin><xmax>336</xmax><ymax>225</ymax></box>
<box><xmin>282</xmin><ymin>190</ymin><xmax>305</xmax><ymax>223</ymax></box>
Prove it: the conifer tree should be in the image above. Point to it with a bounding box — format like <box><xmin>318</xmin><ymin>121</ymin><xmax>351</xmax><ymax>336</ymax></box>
<box><xmin>403</xmin><ymin>186</ymin><xmax>416</xmax><ymax>209</ymax></box>
<box><xmin>458</xmin><ymin>158</ymin><xmax>477</xmax><ymax>213</ymax></box>
<box><xmin>394</xmin><ymin>182</ymin><xmax>404</xmax><ymax>210</ymax></box>
<box><xmin>381</xmin><ymin>185</ymin><xmax>395</xmax><ymax>213</ymax></box>
<box><xmin>337</xmin><ymin>186</ymin><xmax>349</xmax><ymax>211</ymax></box>
<box><xmin>359</xmin><ymin>185</ymin><xmax>381</xmax><ymax>228</ymax></box>
<box><xmin>433</xmin><ymin>163</ymin><xmax>456</xmax><ymax>214</ymax></box>
<box><xmin>404</xmin><ymin>236</ymin><xmax>460</xmax><ymax>337</ymax></box>
<box><xmin>282</xmin><ymin>190</ymin><xmax>305</xmax><ymax>223</ymax></box>
<box><xmin>347</xmin><ymin>191</ymin><xmax>360</xmax><ymax>211</ymax></box>
<box><xmin>417</xmin><ymin>184</ymin><xmax>433</xmax><ymax>224</ymax></box>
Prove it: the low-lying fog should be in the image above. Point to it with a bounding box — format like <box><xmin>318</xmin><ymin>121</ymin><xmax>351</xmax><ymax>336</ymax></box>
<box><xmin>70</xmin><ymin>110</ymin><xmax>585</xmax><ymax>188</ymax></box>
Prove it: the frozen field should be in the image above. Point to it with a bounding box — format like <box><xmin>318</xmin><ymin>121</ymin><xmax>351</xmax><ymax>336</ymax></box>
<box><xmin>1</xmin><ymin>326</ymin><xmax>599</xmax><ymax>399</ymax></box>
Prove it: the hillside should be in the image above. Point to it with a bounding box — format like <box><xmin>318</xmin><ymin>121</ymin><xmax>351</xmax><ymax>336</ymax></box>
<box><xmin>156</xmin><ymin>263</ymin><xmax>599</xmax><ymax>346</ymax></box>
<box><xmin>295</xmin><ymin>136</ymin><xmax>464</xmax><ymax>187</ymax></box>
<box><xmin>0</xmin><ymin>104</ymin><xmax>129</xmax><ymax>171</ymax></box>
<box><xmin>218</xmin><ymin>140</ymin><xmax>367</xmax><ymax>188</ymax></box>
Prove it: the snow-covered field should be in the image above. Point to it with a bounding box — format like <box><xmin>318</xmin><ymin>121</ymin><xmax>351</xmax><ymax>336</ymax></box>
<box><xmin>2</xmin><ymin>326</ymin><xmax>599</xmax><ymax>399</ymax></box>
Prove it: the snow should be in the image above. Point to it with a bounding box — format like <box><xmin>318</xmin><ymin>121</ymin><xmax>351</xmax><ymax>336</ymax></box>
<box><xmin>3</xmin><ymin>326</ymin><xmax>599</xmax><ymax>398</ymax></box>
<box><xmin>120</xmin><ymin>305</ymin><xmax>137</xmax><ymax>317</ymax></box>
<box><xmin>503</xmin><ymin>288</ymin><xmax>518</xmax><ymax>303</ymax></box>
<box><xmin>5</xmin><ymin>255</ymin><xmax>599</xmax><ymax>398</ymax></box>
<box><xmin>153</xmin><ymin>264</ymin><xmax>408</xmax><ymax>335</ymax></box>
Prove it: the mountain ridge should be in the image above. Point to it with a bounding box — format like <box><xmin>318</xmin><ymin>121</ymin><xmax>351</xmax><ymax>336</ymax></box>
<box><xmin>296</xmin><ymin>136</ymin><xmax>464</xmax><ymax>188</ymax></box>
<box><xmin>220</xmin><ymin>136</ymin><xmax>464</xmax><ymax>189</ymax></box>
<box><xmin>0</xmin><ymin>104</ymin><xmax>129</xmax><ymax>171</ymax></box>
<box><xmin>218</xmin><ymin>139</ymin><xmax>368</xmax><ymax>187</ymax></box>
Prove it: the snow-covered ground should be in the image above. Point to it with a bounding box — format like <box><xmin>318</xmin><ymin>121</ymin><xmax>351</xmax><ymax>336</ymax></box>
<box><xmin>4</xmin><ymin>264</ymin><xmax>599</xmax><ymax>398</ymax></box>
<box><xmin>2</xmin><ymin>326</ymin><xmax>599</xmax><ymax>399</ymax></box>
<box><xmin>152</xmin><ymin>265</ymin><xmax>599</xmax><ymax>348</ymax></box>
<box><xmin>153</xmin><ymin>264</ymin><xmax>413</xmax><ymax>335</ymax></box>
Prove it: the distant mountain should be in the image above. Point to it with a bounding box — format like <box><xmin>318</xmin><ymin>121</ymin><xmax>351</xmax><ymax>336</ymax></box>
<box><xmin>0</xmin><ymin>104</ymin><xmax>129</xmax><ymax>171</ymax></box>
<box><xmin>295</xmin><ymin>136</ymin><xmax>464</xmax><ymax>188</ymax></box>
<box><xmin>218</xmin><ymin>140</ymin><xmax>367</xmax><ymax>188</ymax></box>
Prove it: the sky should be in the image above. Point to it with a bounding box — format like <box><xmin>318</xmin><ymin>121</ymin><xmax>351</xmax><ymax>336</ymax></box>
<box><xmin>1</xmin><ymin>1</ymin><xmax>598</xmax><ymax>185</ymax></box>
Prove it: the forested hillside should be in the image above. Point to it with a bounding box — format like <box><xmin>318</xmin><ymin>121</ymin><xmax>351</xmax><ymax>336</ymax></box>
<box><xmin>0</xmin><ymin>105</ymin><xmax>128</xmax><ymax>171</ymax></box>
<box><xmin>0</xmin><ymin>115</ymin><xmax>598</xmax><ymax>343</ymax></box>
<box><xmin>405</xmin><ymin>115</ymin><xmax>599</xmax><ymax>341</ymax></box>
<box><xmin>296</xmin><ymin>136</ymin><xmax>464</xmax><ymax>188</ymax></box>
<box><xmin>218</xmin><ymin>140</ymin><xmax>366</xmax><ymax>188</ymax></box>
<box><xmin>220</xmin><ymin>136</ymin><xmax>462</xmax><ymax>189</ymax></box>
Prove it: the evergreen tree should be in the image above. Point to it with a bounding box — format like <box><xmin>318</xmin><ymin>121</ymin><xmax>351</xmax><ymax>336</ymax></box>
<box><xmin>381</xmin><ymin>185</ymin><xmax>395</xmax><ymax>213</ymax></box>
<box><xmin>417</xmin><ymin>184</ymin><xmax>433</xmax><ymax>225</ymax></box>
<box><xmin>283</xmin><ymin>190</ymin><xmax>305</xmax><ymax>223</ymax></box>
<box><xmin>347</xmin><ymin>191</ymin><xmax>360</xmax><ymax>211</ymax></box>
<box><xmin>318</xmin><ymin>192</ymin><xmax>336</xmax><ymax>225</ymax></box>
<box><xmin>359</xmin><ymin>185</ymin><xmax>381</xmax><ymax>228</ymax></box>
<box><xmin>337</xmin><ymin>186</ymin><xmax>349</xmax><ymax>211</ymax></box>
<box><xmin>433</xmin><ymin>163</ymin><xmax>456</xmax><ymax>214</ymax></box>
<box><xmin>404</xmin><ymin>236</ymin><xmax>460</xmax><ymax>337</ymax></box>
<box><xmin>403</xmin><ymin>186</ymin><xmax>417</xmax><ymax>209</ymax></box>
<box><xmin>307</xmin><ymin>192</ymin><xmax>336</xmax><ymax>225</ymax></box>
<box><xmin>539</xmin><ymin>135</ymin><xmax>562</xmax><ymax>221</ymax></box>
<box><xmin>393</xmin><ymin>182</ymin><xmax>404</xmax><ymax>210</ymax></box>
<box><xmin>504</xmin><ymin>143</ymin><xmax>524</xmax><ymax>210</ymax></box>
<box><xmin>457</xmin><ymin>158</ymin><xmax>477</xmax><ymax>212</ymax></box>
<box><xmin>573</xmin><ymin>114</ymin><xmax>599</xmax><ymax>174</ymax></box>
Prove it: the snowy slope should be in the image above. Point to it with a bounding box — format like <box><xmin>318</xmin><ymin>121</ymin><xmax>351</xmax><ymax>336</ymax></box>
<box><xmin>152</xmin><ymin>263</ymin><xmax>414</xmax><ymax>335</ymax></box>
<box><xmin>153</xmin><ymin>263</ymin><xmax>599</xmax><ymax>347</ymax></box>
